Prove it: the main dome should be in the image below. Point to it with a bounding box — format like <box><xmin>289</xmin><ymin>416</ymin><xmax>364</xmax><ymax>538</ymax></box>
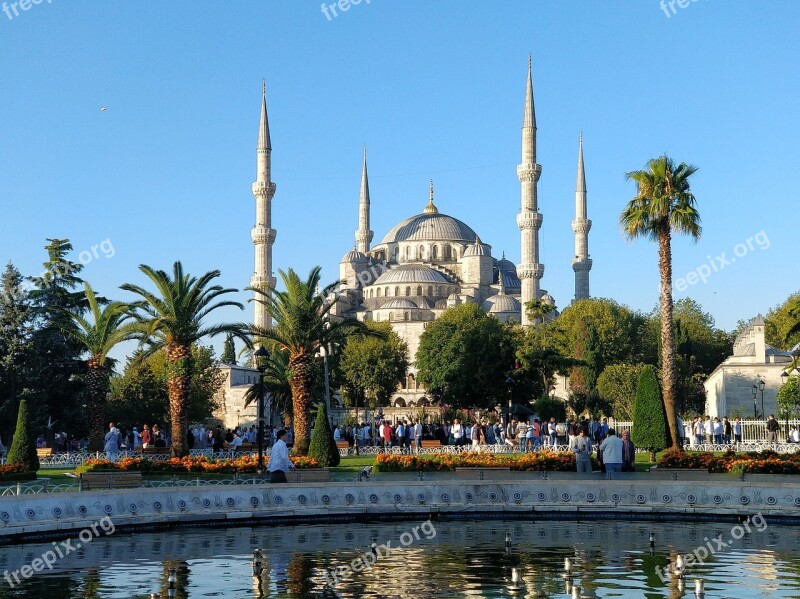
<box><xmin>373</xmin><ymin>264</ymin><xmax>451</xmax><ymax>285</ymax></box>
<box><xmin>380</xmin><ymin>212</ymin><xmax>478</xmax><ymax>244</ymax></box>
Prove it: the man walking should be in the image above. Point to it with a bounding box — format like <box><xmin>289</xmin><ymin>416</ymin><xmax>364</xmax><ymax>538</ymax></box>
<box><xmin>570</xmin><ymin>429</ymin><xmax>593</xmax><ymax>473</ymax></box>
<box><xmin>104</xmin><ymin>422</ymin><xmax>120</xmax><ymax>463</ymax></box>
<box><xmin>620</xmin><ymin>430</ymin><xmax>636</xmax><ymax>472</ymax></box>
<box><xmin>268</xmin><ymin>429</ymin><xmax>294</xmax><ymax>483</ymax></box>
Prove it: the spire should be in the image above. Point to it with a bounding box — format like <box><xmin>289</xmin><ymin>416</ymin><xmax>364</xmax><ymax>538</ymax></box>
<box><xmin>355</xmin><ymin>145</ymin><xmax>373</xmax><ymax>253</ymax></box>
<box><xmin>523</xmin><ymin>55</ymin><xmax>536</xmax><ymax>130</ymax></box>
<box><xmin>576</xmin><ymin>131</ymin><xmax>586</xmax><ymax>197</ymax></box>
<box><xmin>424</xmin><ymin>178</ymin><xmax>439</xmax><ymax>214</ymax></box>
<box><xmin>498</xmin><ymin>273</ymin><xmax>506</xmax><ymax>295</ymax></box>
<box><xmin>258</xmin><ymin>80</ymin><xmax>272</xmax><ymax>152</ymax></box>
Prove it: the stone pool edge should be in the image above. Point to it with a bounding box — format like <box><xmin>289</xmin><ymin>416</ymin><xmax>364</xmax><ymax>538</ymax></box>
<box><xmin>2</xmin><ymin>478</ymin><xmax>799</xmax><ymax>544</ymax></box>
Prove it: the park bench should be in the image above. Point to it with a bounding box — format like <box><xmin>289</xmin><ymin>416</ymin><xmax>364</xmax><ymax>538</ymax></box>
<box><xmin>335</xmin><ymin>441</ymin><xmax>351</xmax><ymax>450</ymax></box>
<box><xmin>289</xmin><ymin>469</ymin><xmax>331</xmax><ymax>483</ymax></box>
<box><xmin>421</xmin><ymin>440</ymin><xmax>441</xmax><ymax>448</ymax></box>
<box><xmin>36</xmin><ymin>448</ymin><xmax>54</xmax><ymax>458</ymax></box>
<box><xmin>80</xmin><ymin>471</ymin><xmax>143</xmax><ymax>490</ymax></box>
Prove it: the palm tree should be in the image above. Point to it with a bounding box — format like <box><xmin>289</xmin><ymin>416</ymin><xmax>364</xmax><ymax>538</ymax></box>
<box><xmin>250</xmin><ymin>266</ymin><xmax>377</xmax><ymax>455</ymax></box>
<box><xmin>121</xmin><ymin>262</ymin><xmax>247</xmax><ymax>457</ymax></box>
<box><xmin>61</xmin><ymin>283</ymin><xmax>139</xmax><ymax>451</ymax></box>
<box><xmin>620</xmin><ymin>155</ymin><xmax>701</xmax><ymax>448</ymax></box>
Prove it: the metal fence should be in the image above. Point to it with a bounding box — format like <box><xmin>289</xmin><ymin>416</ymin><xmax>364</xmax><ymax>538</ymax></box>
<box><xmin>611</xmin><ymin>418</ymin><xmax>800</xmax><ymax>444</ymax></box>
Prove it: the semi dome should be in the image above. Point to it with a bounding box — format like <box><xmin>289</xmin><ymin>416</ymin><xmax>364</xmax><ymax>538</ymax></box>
<box><xmin>341</xmin><ymin>249</ymin><xmax>368</xmax><ymax>263</ymax></box>
<box><xmin>373</xmin><ymin>264</ymin><xmax>451</xmax><ymax>285</ymax></box>
<box><xmin>380</xmin><ymin>212</ymin><xmax>478</xmax><ymax>244</ymax></box>
<box><xmin>379</xmin><ymin>299</ymin><xmax>419</xmax><ymax>310</ymax></box>
<box><xmin>463</xmin><ymin>237</ymin><xmax>490</xmax><ymax>257</ymax></box>
<box><xmin>483</xmin><ymin>294</ymin><xmax>521</xmax><ymax>314</ymax></box>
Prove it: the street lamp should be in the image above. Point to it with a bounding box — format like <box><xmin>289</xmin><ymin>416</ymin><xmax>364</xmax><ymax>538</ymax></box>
<box><xmin>752</xmin><ymin>385</ymin><xmax>758</xmax><ymax>419</ymax></box>
<box><xmin>758</xmin><ymin>378</ymin><xmax>766</xmax><ymax>420</ymax></box>
<box><xmin>254</xmin><ymin>345</ymin><xmax>271</xmax><ymax>475</ymax></box>
<box><xmin>505</xmin><ymin>377</ymin><xmax>516</xmax><ymax>428</ymax></box>
<box><xmin>236</xmin><ymin>410</ymin><xmax>240</xmax><ymax>428</ymax></box>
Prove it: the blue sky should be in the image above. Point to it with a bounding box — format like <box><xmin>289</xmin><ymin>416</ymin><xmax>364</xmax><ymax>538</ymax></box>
<box><xmin>1</xmin><ymin>0</ymin><xmax>798</xmax><ymax>361</ymax></box>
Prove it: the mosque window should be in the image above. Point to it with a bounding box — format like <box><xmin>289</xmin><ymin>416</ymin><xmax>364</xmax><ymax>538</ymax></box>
<box><xmin>395</xmin><ymin>286</ymin><xmax>400</xmax><ymax>297</ymax></box>
<box><xmin>418</xmin><ymin>245</ymin><xmax>425</xmax><ymax>259</ymax></box>
<box><xmin>438</xmin><ymin>286</ymin><xmax>444</xmax><ymax>296</ymax></box>
<box><xmin>405</xmin><ymin>286</ymin><xmax>411</xmax><ymax>296</ymax></box>
<box><xmin>404</xmin><ymin>312</ymin><xmax>409</xmax><ymax>321</ymax></box>
<box><xmin>405</xmin><ymin>246</ymin><xmax>410</xmax><ymax>260</ymax></box>
<box><xmin>376</xmin><ymin>287</ymin><xmax>381</xmax><ymax>298</ymax></box>
<box><xmin>427</xmin><ymin>285</ymin><xmax>433</xmax><ymax>296</ymax></box>
<box><xmin>416</xmin><ymin>285</ymin><xmax>422</xmax><ymax>296</ymax></box>
<box><xmin>432</xmin><ymin>245</ymin><xmax>438</xmax><ymax>260</ymax></box>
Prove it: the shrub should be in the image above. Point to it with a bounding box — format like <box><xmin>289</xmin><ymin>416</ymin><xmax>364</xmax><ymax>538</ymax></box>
<box><xmin>6</xmin><ymin>399</ymin><xmax>39</xmax><ymax>473</ymax></box>
<box><xmin>631</xmin><ymin>365</ymin><xmax>668</xmax><ymax>455</ymax></box>
<box><xmin>307</xmin><ymin>403</ymin><xmax>340</xmax><ymax>467</ymax></box>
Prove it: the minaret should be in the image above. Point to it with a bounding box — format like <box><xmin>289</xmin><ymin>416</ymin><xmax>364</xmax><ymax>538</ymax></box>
<box><xmin>251</xmin><ymin>81</ymin><xmax>277</xmax><ymax>329</ymax></box>
<box><xmin>516</xmin><ymin>57</ymin><xmax>544</xmax><ymax>326</ymax></box>
<box><xmin>571</xmin><ymin>132</ymin><xmax>592</xmax><ymax>301</ymax></box>
<box><xmin>355</xmin><ymin>146</ymin><xmax>373</xmax><ymax>253</ymax></box>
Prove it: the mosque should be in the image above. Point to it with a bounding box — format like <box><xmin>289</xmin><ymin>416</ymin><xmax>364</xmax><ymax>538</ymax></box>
<box><xmin>216</xmin><ymin>60</ymin><xmax>593</xmax><ymax>425</ymax></box>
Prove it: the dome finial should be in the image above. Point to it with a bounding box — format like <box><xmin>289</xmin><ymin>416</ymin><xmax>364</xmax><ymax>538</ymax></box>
<box><xmin>424</xmin><ymin>178</ymin><xmax>439</xmax><ymax>214</ymax></box>
<box><xmin>498</xmin><ymin>274</ymin><xmax>506</xmax><ymax>295</ymax></box>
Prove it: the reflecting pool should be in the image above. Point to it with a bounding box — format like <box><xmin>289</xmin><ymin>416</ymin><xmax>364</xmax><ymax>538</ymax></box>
<box><xmin>1</xmin><ymin>517</ymin><xmax>799</xmax><ymax>597</ymax></box>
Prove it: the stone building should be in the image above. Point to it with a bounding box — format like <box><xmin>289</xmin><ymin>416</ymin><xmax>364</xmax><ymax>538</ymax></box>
<box><xmin>704</xmin><ymin>315</ymin><xmax>797</xmax><ymax>418</ymax></box>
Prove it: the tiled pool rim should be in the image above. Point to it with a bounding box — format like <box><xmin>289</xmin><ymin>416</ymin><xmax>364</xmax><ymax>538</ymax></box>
<box><xmin>2</xmin><ymin>476</ymin><xmax>799</xmax><ymax>544</ymax></box>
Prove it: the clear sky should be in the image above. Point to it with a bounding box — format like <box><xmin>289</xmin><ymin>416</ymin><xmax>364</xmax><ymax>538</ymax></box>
<box><xmin>1</xmin><ymin>0</ymin><xmax>798</xmax><ymax>361</ymax></box>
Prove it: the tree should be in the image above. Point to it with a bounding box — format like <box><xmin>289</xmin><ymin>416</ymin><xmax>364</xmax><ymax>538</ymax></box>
<box><xmin>416</xmin><ymin>303</ymin><xmax>516</xmax><ymax>409</ymax></box>
<box><xmin>27</xmin><ymin>239</ymin><xmax>88</xmax><ymax>437</ymax></box>
<box><xmin>121</xmin><ymin>262</ymin><xmax>247</xmax><ymax>457</ymax></box>
<box><xmin>340</xmin><ymin>321</ymin><xmax>408</xmax><ymax>408</ymax></box>
<box><xmin>221</xmin><ymin>333</ymin><xmax>237</xmax><ymax>365</ymax></box>
<box><xmin>532</xmin><ymin>395</ymin><xmax>566</xmax><ymax>423</ymax></box>
<box><xmin>6</xmin><ymin>399</ymin><xmax>39</xmax><ymax>472</ymax></box>
<box><xmin>766</xmin><ymin>292</ymin><xmax>800</xmax><ymax>350</ymax></box>
<box><xmin>545</xmin><ymin>298</ymin><xmax>640</xmax><ymax>367</ymax></box>
<box><xmin>596</xmin><ymin>363</ymin><xmax>647</xmax><ymax>420</ymax></box>
<box><xmin>524</xmin><ymin>298</ymin><xmax>556</xmax><ymax>328</ymax></box>
<box><xmin>0</xmin><ymin>263</ymin><xmax>34</xmax><ymax>440</ymax></box>
<box><xmin>108</xmin><ymin>346</ymin><xmax>227</xmax><ymax>430</ymax></box>
<box><xmin>250</xmin><ymin>267</ymin><xmax>375</xmax><ymax>455</ymax></box>
<box><xmin>61</xmin><ymin>283</ymin><xmax>139</xmax><ymax>451</ymax></box>
<box><xmin>621</xmin><ymin>156</ymin><xmax>702</xmax><ymax>449</ymax></box>
<box><xmin>307</xmin><ymin>402</ymin><xmax>340</xmax><ymax>467</ymax></box>
<box><xmin>631</xmin><ymin>365</ymin><xmax>669</xmax><ymax>460</ymax></box>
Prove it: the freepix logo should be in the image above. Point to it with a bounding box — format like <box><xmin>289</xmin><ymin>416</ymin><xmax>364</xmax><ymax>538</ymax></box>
<box><xmin>3</xmin><ymin>517</ymin><xmax>115</xmax><ymax>588</ymax></box>
<box><xmin>2</xmin><ymin>0</ymin><xmax>52</xmax><ymax>22</ymax></box>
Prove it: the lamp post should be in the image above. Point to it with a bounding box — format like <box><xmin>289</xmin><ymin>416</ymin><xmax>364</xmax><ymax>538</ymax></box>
<box><xmin>254</xmin><ymin>346</ymin><xmax>270</xmax><ymax>475</ymax></box>
<box><xmin>752</xmin><ymin>385</ymin><xmax>758</xmax><ymax>419</ymax></box>
<box><xmin>505</xmin><ymin>377</ymin><xmax>516</xmax><ymax>428</ymax></box>
<box><xmin>758</xmin><ymin>378</ymin><xmax>766</xmax><ymax>421</ymax></box>
<box><xmin>236</xmin><ymin>410</ymin><xmax>240</xmax><ymax>428</ymax></box>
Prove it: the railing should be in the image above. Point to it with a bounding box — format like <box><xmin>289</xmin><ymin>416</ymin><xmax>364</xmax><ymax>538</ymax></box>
<box><xmin>0</xmin><ymin>449</ymin><xmax>273</xmax><ymax>468</ymax></box>
<box><xmin>612</xmin><ymin>418</ymin><xmax>800</xmax><ymax>443</ymax></box>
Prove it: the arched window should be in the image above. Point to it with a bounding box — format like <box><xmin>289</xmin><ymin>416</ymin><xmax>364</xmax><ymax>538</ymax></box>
<box><xmin>418</xmin><ymin>245</ymin><xmax>425</xmax><ymax>260</ymax></box>
<box><xmin>405</xmin><ymin>286</ymin><xmax>411</xmax><ymax>296</ymax></box>
<box><xmin>427</xmin><ymin>285</ymin><xmax>433</xmax><ymax>296</ymax></box>
<box><xmin>376</xmin><ymin>287</ymin><xmax>382</xmax><ymax>297</ymax></box>
<box><xmin>416</xmin><ymin>285</ymin><xmax>422</xmax><ymax>296</ymax></box>
<box><xmin>407</xmin><ymin>373</ymin><xmax>417</xmax><ymax>389</ymax></box>
<box><xmin>452</xmin><ymin>247</ymin><xmax>459</xmax><ymax>260</ymax></box>
<box><xmin>444</xmin><ymin>245</ymin><xmax>451</xmax><ymax>259</ymax></box>
<box><xmin>438</xmin><ymin>286</ymin><xmax>444</xmax><ymax>297</ymax></box>
<box><xmin>405</xmin><ymin>246</ymin><xmax>410</xmax><ymax>261</ymax></box>
<box><xmin>432</xmin><ymin>245</ymin><xmax>438</xmax><ymax>260</ymax></box>
<box><xmin>404</xmin><ymin>311</ymin><xmax>409</xmax><ymax>321</ymax></box>
<box><xmin>395</xmin><ymin>286</ymin><xmax>400</xmax><ymax>297</ymax></box>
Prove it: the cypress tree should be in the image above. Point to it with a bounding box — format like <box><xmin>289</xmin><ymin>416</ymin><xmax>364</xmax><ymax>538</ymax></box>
<box><xmin>6</xmin><ymin>399</ymin><xmax>40</xmax><ymax>472</ymax></box>
<box><xmin>221</xmin><ymin>333</ymin><xmax>237</xmax><ymax>365</ymax></box>
<box><xmin>307</xmin><ymin>403</ymin><xmax>340</xmax><ymax>467</ymax></box>
<box><xmin>631</xmin><ymin>365</ymin><xmax>669</xmax><ymax>460</ymax></box>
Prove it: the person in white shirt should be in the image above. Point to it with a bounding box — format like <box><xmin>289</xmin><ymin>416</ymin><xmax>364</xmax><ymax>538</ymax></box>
<box><xmin>333</xmin><ymin>425</ymin><xmax>342</xmax><ymax>442</ymax></box>
<box><xmin>414</xmin><ymin>422</ymin><xmax>423</xmax><ymax>450</ymax></box>
<box><xmin>791</xmin><ymin>427</ymin><xmax>800</xmax><ymax>443</ymax></box>
<box><xmin>268</xmin><ymin>429</ymin><xmax>294</xmax><ymax>483</ymax></box>
<box><xmin>599</xmin><ymin>429</ymin><xmax>623</xmax><ymax>477</ymax></box>
<box><xmin>452</xmin><ymin>419</ymin><xmax>464</xmax><ymax>446</ymax></box>
<box><xmin>230</xmin><ymin>432</ymin><xmax>243</xmax><ymax>449</ymax></box>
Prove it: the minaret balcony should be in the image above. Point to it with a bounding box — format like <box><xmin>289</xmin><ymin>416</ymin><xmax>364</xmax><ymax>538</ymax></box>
<box><xmin>251</xmin><ymin>181</ymin><xmax>276</xmax><ymax>199</ymax></box>
<box><xmin>251</xmin><ymin>226</ymin><xmax>277</xmax><ymax>245</ymax></box>
<box><xmin>571</xmin><ymin>219</ymin><xmax>592</xmax><ymax>234</ymax></box>
<box><xmin>516</xmin><ymin>163</ymin><xmax>542</xmax><ymax>182</ymax></box>
<box><xmin>571</xmin><ymin>258</ymin><xmax>593</xmax><ymax>272</ymax></box>
<box><xmin>517</xmin><ymin>263</ymin><xmax>544</xmax><ymax>280</ymax></box>
<box><xmin>516</xmin><ymin>211</ymin><xmax>543</xmax><ymax>230</ymax></box>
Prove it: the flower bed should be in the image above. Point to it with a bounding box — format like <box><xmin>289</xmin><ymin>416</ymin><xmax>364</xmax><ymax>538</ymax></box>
<box><xmin>77</xmin><ymin>455</ymin><xmax>319</xmax><ymax>474</ymax></box>
<box><xmin>375</xmin><ymin>451</ymin><xmax>585</xmax><ymax>472</ymax></box>
<box><xmin>658</xmin><ymin>449</ymin><xmax>800</xmax><ymax>475</ymax></box>
<box><xmin>0</xmin><ymin>464</ymin><xmax>36</xmax><ymax>482</ymax></box>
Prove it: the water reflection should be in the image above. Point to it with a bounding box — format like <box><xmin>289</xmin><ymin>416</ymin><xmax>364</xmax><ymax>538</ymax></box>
<box><xmin>0</xmin><ymin>519</ymin><xmax>798</xmax><ymax>597</ymax></box>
